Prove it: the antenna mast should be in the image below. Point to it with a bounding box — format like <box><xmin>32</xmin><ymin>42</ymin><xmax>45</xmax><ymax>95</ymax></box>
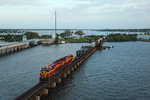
<box><xmin>55</xmin><ymin>11</ymin><xmax>57</xmax><ymax>38</ymax></box>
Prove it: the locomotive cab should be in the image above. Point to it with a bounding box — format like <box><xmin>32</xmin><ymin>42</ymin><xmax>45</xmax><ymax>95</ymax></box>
<box><xmin>40</xmin><ymin>68</ymin><xmax>50</xmax><ymax>80</ymax></box>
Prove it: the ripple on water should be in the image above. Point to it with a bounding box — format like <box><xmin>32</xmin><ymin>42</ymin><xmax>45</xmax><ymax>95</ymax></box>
<box><xmin>1</xmin><ymin>42</ymin><xmax>150</xmax><ymax>100</ymax></box>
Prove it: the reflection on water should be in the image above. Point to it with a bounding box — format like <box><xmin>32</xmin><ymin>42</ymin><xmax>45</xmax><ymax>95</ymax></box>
<box><xmin>0</xmin><ymin>42</ymin><xmax>150</xmax><ymax>100</ymax></box>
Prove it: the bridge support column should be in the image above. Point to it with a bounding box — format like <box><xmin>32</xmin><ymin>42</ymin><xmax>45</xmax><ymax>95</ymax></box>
<box><xmin>62</xmin><ymin>73</ymin><xmax>67</xmax><ymax>78</ymax></box>
<box><xmin>11</xmin><ymin>48</ymin><xmax>14</xmax><ymax>52</ymax></box>
<box><xmin>67</xmin><ymin>70</ymin><xmax>70</xmax><ymax>75</ymax></box>
<box><xmin>55</xmin><ymin>78</ymin><xmax>61</xmax><ymax>83</ymax></box>
<box><xmin>40</xmin><ymin>88</ymin><xmax>48</xmax><ymax>95</ymax></box>
<box><xmin>79</xmin><ymin>61</ymin><xmax>81</xmax><ymax>64</ymax></box>
<box><xmin>6</xmin><ymin>49</ymin><xmax>10</xmax><ymax>53</ymax></box>
<box><xmin>71</xmin><ymin>67</ymin><xmax>74</xmax><ymax>71</ymax></box>
<box><xmin>30</xmin><ymin>95</ymin><xmax>40</xmax><ymax>100</ymax></box>
<box><xmin>1</xmin><ymin>50</ymin><xmax>5</xmax><ymax>55</ymax></box>
<box><xmin>81</xmin><ymin>59</ymin><xmax>84</xmax><ymax>63</ymax></box>
<box><xmin>18</xmin><ymin>47</ymin><xmax>20</xmax><ymax>51</ymax></box>
<box><xmin>77</xmin><ymin>63</ymin><xmax>80</xmax><ymax>66</ymax></box>
<box><xmin>15</xmin><ymin>47</ymin><xmax>18</xmax><ymax>52</ymax></box>
<box><xmin>80</xmin><ymin>60</ymin><xmax>82</xmax><ymax>63</ymax></box>
<box><xmin>74</xmin><ymin>65</ymin><xmax>77</xmax><ymax>69</ymax></box>
<box><xmin>48</xmin><ymin>82</ymin><xmax>56</xmax><ymax>88</ymax></box>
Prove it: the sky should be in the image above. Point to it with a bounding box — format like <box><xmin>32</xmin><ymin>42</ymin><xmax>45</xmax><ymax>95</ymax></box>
<box><xmin>0</xmin><ymin>0</ymin><xmax>150</xmax><ymax>29</ymax></box>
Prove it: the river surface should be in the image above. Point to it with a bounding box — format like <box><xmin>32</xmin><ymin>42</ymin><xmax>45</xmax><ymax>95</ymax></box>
<box><xmin>25</xmin><ymin>29</ymin><xmax>142</xmax><ymax>37</ymax></box>
<box><xmin>0</xmin><ymin>41</ymin><xmax>150</xmax><ymax>100</ymax></box>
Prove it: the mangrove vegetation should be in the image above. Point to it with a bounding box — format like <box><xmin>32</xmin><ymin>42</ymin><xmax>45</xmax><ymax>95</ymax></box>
<box><xmin>106</xmin><ymin>34</ymin><xmax>137</xmax><ymax>42</ymax></box>
<box><xmin>0</xmin><ymin>32</ymin><xmax>52</xmax><ymax>42</ymax></box>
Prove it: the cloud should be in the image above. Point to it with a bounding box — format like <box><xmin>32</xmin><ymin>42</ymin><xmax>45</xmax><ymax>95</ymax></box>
<box><xmin>58</xmin><ymin>0</ymin><xmax>150</xmax><ymax>16</ymax></box>
<box><xmin>0</xmin><ymin>0</ymin><xmax>150</xmax><ymax>29</ymax></box>
<box><xmin>0</xmin><ymin>0</ymin><xmax>42</xmax><ymax>6</ymax></box>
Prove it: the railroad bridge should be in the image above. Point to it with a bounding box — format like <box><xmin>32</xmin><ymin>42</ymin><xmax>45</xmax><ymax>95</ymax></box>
<box><xmin>15</xmin><ymin>38</ymin><xmax>110</xmax><ymax>100</ymax></box>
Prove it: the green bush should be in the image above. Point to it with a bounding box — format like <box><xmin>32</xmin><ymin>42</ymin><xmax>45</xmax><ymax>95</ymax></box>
<box><xmin>58</xmin><ymin>35</ymin><xmax>104</xmax><ymax>43</ymax></box>
<box><xmin>106</xmin><ymin>33</ymin><xmax>137</xmax><ymax>42</ymax></box>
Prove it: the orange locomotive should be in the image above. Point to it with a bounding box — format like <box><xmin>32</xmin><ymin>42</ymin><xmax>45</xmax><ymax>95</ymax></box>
<box><xmin>40</xmin><ymin>54</ymin><xmax>74</xmax><ymax>81</ymax></box>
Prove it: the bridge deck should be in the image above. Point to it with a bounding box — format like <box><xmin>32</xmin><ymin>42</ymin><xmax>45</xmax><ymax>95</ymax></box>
<box><xmin>15</xmin><ymin>38</ymin><xmax>105</xmax><ymax>100</ymax></box>
<box><xmin>15</xmin><ymin>47</ymin><xmax>96</xmax><ymax>100</ymax></box>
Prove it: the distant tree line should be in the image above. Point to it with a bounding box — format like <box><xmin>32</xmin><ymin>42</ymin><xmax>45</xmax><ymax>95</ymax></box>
<box><xmin>94</xmin><ymin>29</ymin><xmax>150</xmax><ymax>32</ymax></box>
<box><xmin>85</xmin><ymin>35</ymin><xmax>103</xmax><ymax>40</ymax></box>
<box><xmin>0</xmin><ymin>29</ymin><xmax>25</xmax><ymax>33</ymax></box>
<box><xmin>58</xmin><ymin>34</ymin><xmax>104</xmax><ymax>43</ymax></box>
<box><xmin>0</xmin><ymin>34</ymin><xmax>22</xmax><ymax>42</ymax></box>
<box><xmin>59</xmin><ymin>29</ymin><xmax>85</xmax><ymax>39</ymax></box>
<box><xmin>59</xmin><ymin>29</ymin><xmax>73</xmax><ymax>39</ymax></box>
<box><xmin>57</xmin><ymin>29</ymin><xmax>104</xmax><ymax>43</ymax></box>
<box><xmin>106</xmin><ymin>34</ymin><xmax>137</xmax><ymax>42</ymax></box>
<box><xmin>0</xmin><ymin>29</ymin><xmax>140</xmax><ymax>42</ymax></box>
<box><xmin>0</xmin><ymin>32</ymin><xmax>52</xmax><ymax>42</ymax></box>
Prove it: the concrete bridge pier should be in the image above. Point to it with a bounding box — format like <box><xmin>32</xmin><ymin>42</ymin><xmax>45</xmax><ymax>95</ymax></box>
<box><xmin>0</xmin><ymin>51</ymin><xmax>2</xmax><ymax>56</ymax></box>
<box><xmin>81</xmin><ymin>59</ymin><xmax>84</xmax><ymax>63</ymax></box>
<box><xmin>18</xmin><ymin>46</ymin><xmax>21</xmax><ymax>51</ymax></box>
<box><xmin>30</xmin><ymin>95</ymin><xmax>40</xmax><ymax>100</ymax></box>
<box><xmin>67</xmin><ymin>70</ymin><xmax>71</xmax><ymax>75</ymax></box>
<box><xmin>62</xmin><ymin>73</ymin><xmax>67</xmax><ymax>78</ymax></box>
<box><xmin>1</xmin><ymin>50</ymin><xmax>3</xmax><ymax>55</ymax></box>
<box><xmin>48</xmin><ymin>82</ymin><xmax>56</xmax><ymax>88</ymax></box>
<box><xmin>79</xmin><ymin>61</ymin><xmax>81</xmax><ymax>65</ymax></box>
<box><xmin>81</xmin><ymin>60</ymin><xmax>83</xmax><ymax>63</ymax></box>
<box><xmin>6</xmin><ymin>49</ymin><xmax>10</xmax><ymax>54</ymax></box>
<box><xmin>74</xmin><ymin>65</ymin><xmax>77</xmax><ymax>69</ymax></box>
<box><xmin>77</xmin><ymin>62</ymin><xmax>80</xmax><ymax>66</ymax></box>
<box><xmin>14</xmin><ymin>47</ymin><xmax>17</xmax><ymax>52</ymax></box>
<box><xmin>40</xmin><ymin>88</ymin><xmax>48</xmax><ymax>95</ymax></box>
<box><xmin>71</xmin><ymin>67</ymin><xmax>74</xmax><ymax>71</ymax></box>
<box><xmin>1</xmin><ymin>50</ymin><xmax>5</xmax><ymax>55</ymax></box>
<box><xmin>10</xmin><ymin>48</ymin><xmax>14</xmax><ymax>52</ymax></box>
<box><xmin>55</xmin><ymin>78</ymin><xmax>61</xmax><ymax>83</ymax></box>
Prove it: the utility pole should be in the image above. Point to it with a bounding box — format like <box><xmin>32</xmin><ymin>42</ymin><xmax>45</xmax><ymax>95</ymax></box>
<box><xmin>55</xmin><ymin>11</ymin><xmax>57</xmax><ymax>38</ymax></box>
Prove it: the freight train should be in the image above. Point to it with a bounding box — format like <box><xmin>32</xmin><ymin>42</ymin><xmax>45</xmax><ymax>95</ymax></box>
<box><xmin>40</xmin><ymin>54</ymin><xmax>74</xmax><ymax>81</ymax></box>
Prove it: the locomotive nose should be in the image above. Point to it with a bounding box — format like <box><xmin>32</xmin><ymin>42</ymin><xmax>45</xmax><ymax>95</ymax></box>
<box><xmin>40</xmin><ymin>71</ymin><xmax>47</xmax><ymax>78</ymax></box>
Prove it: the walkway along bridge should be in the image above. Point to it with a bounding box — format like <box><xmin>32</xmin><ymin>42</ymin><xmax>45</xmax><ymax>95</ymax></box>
<box><xmin>15</xmin><ymin>38</ymin><xmax>112</xmax><ymax>100</ymax></box>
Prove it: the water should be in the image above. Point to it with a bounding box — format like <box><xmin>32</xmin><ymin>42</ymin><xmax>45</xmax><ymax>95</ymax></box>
<box><xmin>0</xmin><ymin>41</ymin><xmax>150</xmax><ymax>100</ymax></box>
<box><xmin>0</xmin><ymin>43</ymin><xmax>86</xmax><ymax>100</ymax></box>
<box><xmin>25</xmin><ymin>29</ymin><xmax>142</xmax><ymax>37</ymax></box>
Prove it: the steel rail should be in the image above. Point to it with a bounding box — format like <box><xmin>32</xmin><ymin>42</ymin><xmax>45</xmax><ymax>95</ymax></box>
<box><xmin>15</xmin><ymin>47</ymin><xmax>96</xmax><ymax>100</ymax></box>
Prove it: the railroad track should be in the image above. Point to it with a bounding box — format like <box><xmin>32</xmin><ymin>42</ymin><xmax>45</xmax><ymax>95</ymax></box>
<box><xmin>15</xmin><ymin>47</ymin><xmax>96</xmax><ymax>100</ymax></box>
<box><xmin>15</xmin><ymin>82</ymin><xmax>46</xmax><ymax>100</ymax></box>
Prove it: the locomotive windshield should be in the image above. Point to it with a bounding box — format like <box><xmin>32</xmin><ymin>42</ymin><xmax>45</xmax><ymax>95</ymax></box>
<box><xmin>41</xmin><ymin>69</ymin><xmax>50</xmax><ymax>72</ymax></box>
